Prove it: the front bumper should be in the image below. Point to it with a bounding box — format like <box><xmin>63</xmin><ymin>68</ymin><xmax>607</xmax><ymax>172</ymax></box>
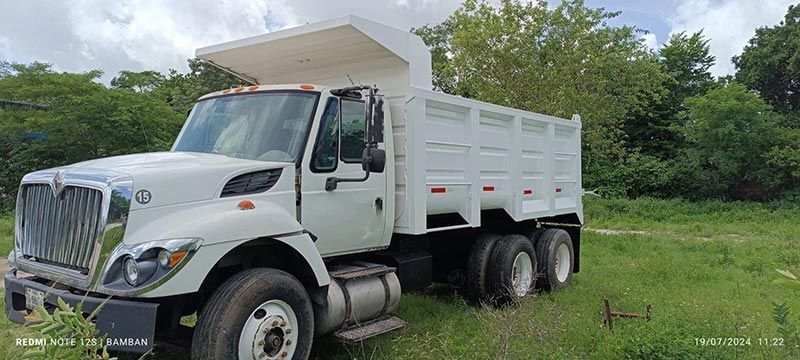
<box><xmin>4</xmin><ymin>270</ymin><xmax>158</xmax><ymax>354</ymax></box>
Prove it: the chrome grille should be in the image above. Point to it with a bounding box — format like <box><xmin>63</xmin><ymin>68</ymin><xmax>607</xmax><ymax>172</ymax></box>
<box><xmin>20</xmin><ymin>184</ymin><xmax>105</xmax><ymax>273</ymax></box>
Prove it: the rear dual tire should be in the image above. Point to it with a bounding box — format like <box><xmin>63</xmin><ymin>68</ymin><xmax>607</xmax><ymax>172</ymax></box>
<box><xmin>534</xmin><ymin>228</ymin><xmax>574</xmax><ymax>291</ymax></box>
<box><xmin>462</xmin><ymin>233</ymin><xmax>501</xmax><ymax>302</ymax></box>
<box><xmin>488</xmin><ymin>235</ymin><xmax>537</xmax><ymax>304</ymax></box>
<box><xmin>464</xmin><ymin>234</ymin><xmax>536</xmax><ymax>305</ymax></box>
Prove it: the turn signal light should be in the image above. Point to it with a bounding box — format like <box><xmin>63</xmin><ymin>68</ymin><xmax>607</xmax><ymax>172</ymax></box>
<box><xmin>237</xmin><ymin>200</ymin><xmax>255</xmax><ymax>210</ymax></box>
<box><xmin>168</xmin><ymin>250</ymin><xmax>188</xmax><ymax>268</ymax></box>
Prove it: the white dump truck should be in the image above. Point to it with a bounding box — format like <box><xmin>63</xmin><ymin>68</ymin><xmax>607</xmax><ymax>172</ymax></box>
<box><xmin>5</xmin><ymin>16</ymin><xmax>583</xmax><ymax>359</ymax></box>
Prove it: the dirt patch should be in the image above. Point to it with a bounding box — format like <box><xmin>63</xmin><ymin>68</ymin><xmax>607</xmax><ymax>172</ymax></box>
<box><xmin>584</xmin><ymin>228</ymin><xmax>649</xmax><ymax>236</ymax></box>
<box><xmin>585</xmin><ymin>228</ymin><xmax>750</xmax><ymax>243</ymax></box>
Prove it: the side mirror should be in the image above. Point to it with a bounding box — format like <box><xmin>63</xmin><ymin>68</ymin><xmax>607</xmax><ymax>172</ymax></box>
<box><xmin>326</xmin><ymin>147</ymin><xmax>385</xmax><ymax>191</ymax></box>
<box><xmin>362</xmin><ymin>147</ymin><xmax>385</xmax><ymax>173</ymax></box>
<box><xmin>365</xmin><ymin>97</ymin><xmax>384</xmax><ymax>144</ymax></box>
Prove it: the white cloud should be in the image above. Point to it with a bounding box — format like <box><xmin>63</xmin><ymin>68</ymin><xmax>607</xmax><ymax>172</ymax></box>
<box><xmin>669</xmin><ymin>0</ymin><xmax>794</xmax><ymax>76</ymax></box>
<box><xmin>0</xmin><ymin>0</ymin><xmax>461</xmax><ymax>82</ymax></box>
<box><xmin>640</xmin><ymin>33</ymin><xmax>659</xmax><ymax>51</ymax></box>
<box><xmin>1</xmin><ymin>0</ymin><xmax>795</xmax><ymax>81</ymax></box>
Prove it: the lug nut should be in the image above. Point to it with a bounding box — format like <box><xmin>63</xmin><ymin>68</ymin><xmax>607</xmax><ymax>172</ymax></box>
<box><xmin>259</xmin><ymin>352</ymin><xmax>266</xmax><ymax>358</ymax></box>
<box><xmin>281</xmin><ymin>351</ymin><xmax>288</xmax><ymax>358</ymax></box>
<box><xmin>258</xmin><ymin>339</ymin><xmax>265</xmax><ymax>346</ymax></box>
<box><xmin>272</xmin><ymin>320</ymin><xmax>279</xmax><ymax>326</ymax></box>
<box><xmin>286</xmin><ymin>339</ymin><xmax>292</xmax><ymax>345</ymax></box>
<box><xmin>285</xmin><ymin>328</ymin><xmax>292</xmax><ymax>334</ymax></box>
<box><xmin>280</xmin><ymin>320</ymin><xmax>287</xmax><ymax>327</ymax></box>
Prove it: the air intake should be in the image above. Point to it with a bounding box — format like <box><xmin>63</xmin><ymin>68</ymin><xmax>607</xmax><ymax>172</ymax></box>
<box><xmin>221</xmin><ymin>169</ymin><xmax>282</xmax><ymax>197</ymax></box>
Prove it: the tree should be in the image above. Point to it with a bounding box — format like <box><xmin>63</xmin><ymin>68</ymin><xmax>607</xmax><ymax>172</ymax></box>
<box><xmin>111</xmin><ymin>70</ymin><xmax>166</xmax><ymax>92</ymax></box>
<box><xmin>156</xmin><ymin>58</ymin><xmax>245</xmax><ymax>114</ymax></box>
<box><xmin>734</xmin><ymin>4</ymin><xmax>800</xmax><ymax>126</ymax></box>
<box><xmin>0</xmin><ymin>62</ymin><xmax>183</xmax><ymax>208</ymax></box>
<box><xmin>681</xmin><ymin>83</ymin><xmax>787</xmax><ymax>200</ymax></box>
<box><xmin>413</xmin><ymin>0</ymin><xmax>669</xmax><ymax>195</ymax></box>
<box><xmin>661</xmin><ymin>32</ymin><xmax>716</xmax><ymax>102</ymax></box>
<box><xmin>626</xmin><ymin>31</ymin><xmax>715</xmax><ymax>159</ymax></box>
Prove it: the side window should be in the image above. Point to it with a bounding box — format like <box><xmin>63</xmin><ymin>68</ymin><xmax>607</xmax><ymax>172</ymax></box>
<box><xmin>340</xmin><ymin>99</ymin><xmax>366</xmax><ymax>163</ymax></box>
<box><xmin>310</xmin><ymin>98</ymin><xmax>339</xmax><ymax>172</ymax></box>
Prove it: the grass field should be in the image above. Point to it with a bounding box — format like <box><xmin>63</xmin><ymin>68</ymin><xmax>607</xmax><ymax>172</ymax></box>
<box><xmin>1</xmin><ymin>197</ymin><xmax>799</xmax><ymax>359</ymax></box>
<box><xmin>0</xmin><ymin>214</ymin><xmax>12</xmax><ymax>258</ymax></box>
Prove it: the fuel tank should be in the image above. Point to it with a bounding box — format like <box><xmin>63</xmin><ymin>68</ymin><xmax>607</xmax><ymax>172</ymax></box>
<box><xmin>314</xmin><ymin>262</ymin><xmax>402</xmax><ymax>335</ymax></box>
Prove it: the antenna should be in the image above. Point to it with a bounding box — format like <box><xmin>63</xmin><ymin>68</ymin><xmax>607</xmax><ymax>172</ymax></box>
<box><xmin>346</xmin><ymin>74</ymin><xmax>355</xmax><ymax>86</ymax></box>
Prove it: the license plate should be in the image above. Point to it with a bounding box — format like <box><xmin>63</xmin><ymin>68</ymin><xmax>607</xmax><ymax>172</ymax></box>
<box><xmin>25</xmin><ymin>287</ymin><xmax>45</xmax><ymax>311</ymax></box>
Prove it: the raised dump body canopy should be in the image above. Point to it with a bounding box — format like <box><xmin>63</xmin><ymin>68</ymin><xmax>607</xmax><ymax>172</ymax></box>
<box><xmin>196</xmin><ymin>15</ymin><xmax>432</xmax><ymax>98</ymax></box>
<box><xmin>197</xmin><ymin>16</ymin><xmax>582</xmax><ymax>235</ymax></box>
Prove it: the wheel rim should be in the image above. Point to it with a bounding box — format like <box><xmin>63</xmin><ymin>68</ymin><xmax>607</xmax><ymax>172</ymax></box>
<box><xmin>554</xmin><ymin>243</ymin><xmax>571</xmax><ymax>282</ymax></box>
<box><xmin>239</xmin><ymin>299</ymin><xmax>299</xmax><ymax>360</ymax></box>
<box><xmin>511</xmin><ymin>252</ymin><xmax>533</xmax><ymax>297</ymax></box>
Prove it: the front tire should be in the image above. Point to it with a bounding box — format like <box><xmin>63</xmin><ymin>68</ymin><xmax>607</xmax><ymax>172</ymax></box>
<box><xmin>191</xmin><ymin>268</ymin><xmax>314</xmax><ymax>360</ymax></box>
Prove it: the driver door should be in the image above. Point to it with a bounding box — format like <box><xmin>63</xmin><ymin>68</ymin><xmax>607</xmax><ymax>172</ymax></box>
<box><xmin>301</xmin><ymin>97</ymin><xmax>387</xmax><ymax>256</ymax></box>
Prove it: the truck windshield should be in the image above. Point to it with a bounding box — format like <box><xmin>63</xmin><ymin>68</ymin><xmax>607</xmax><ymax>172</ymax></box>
<box><xmin>173</xmin><ymin>91</ymin><xmax>318</xmax><ymax>162</ymax></box>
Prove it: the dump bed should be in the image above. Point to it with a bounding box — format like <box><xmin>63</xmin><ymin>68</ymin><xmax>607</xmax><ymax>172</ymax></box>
<box><xmin>394</xmin><ymin>88</ymin><xmax>582</xmax><ymax>235</ymax></box>
<box><xmin>196</xmin><ymin>15</ymin><xmax>582</xmax><ymax>236</ymax></box>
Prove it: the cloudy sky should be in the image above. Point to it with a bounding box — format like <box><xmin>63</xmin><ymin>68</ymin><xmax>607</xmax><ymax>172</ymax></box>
<box><xmin>0</xmin><ymin>0</ymin><xmax>795</xmax><ymax>82</ymax></box>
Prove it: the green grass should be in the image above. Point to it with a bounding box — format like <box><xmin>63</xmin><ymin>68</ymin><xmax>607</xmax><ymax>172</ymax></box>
<box><xmin>0</xmin><ymin>213</ymin><xmax>12</xmax><ymax>257</ymax></box>
<box><xmin>1</xmin><ymin>198</ymin><xmax>799</xmax><ymax>359</ymax></box>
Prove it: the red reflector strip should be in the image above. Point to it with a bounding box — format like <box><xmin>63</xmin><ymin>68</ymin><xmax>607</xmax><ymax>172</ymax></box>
<box><xmin>482</xmin><ymin>186</ymin><xmax>495</xmax><ymax>192</ymax></box>
<box><xmin>555</xmin><ymin>187</ymin><xmax>562</xmax><ymax>193</ymax></box>
<box><xmin>523</xmin><ymin>189</ymin><xmax>533</xmax><ymax>195</ymax></box>
<box><xmin>431</xmin><ymin>187</ymin><xmax>446</xmax><ymax>194</ymax></box>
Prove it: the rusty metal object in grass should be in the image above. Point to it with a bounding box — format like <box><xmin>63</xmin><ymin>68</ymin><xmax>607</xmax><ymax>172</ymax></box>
<box><xmin>602</xmin><ymin>296</ymin><xmax>651</xmax><ymax>330</ymax></box>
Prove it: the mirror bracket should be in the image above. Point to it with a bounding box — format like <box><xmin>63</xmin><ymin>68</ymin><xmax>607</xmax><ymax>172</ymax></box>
<box><xmin>325</xmin><ymin>85</ymin><xmax>385</xmax><ymax>192</ymax></box>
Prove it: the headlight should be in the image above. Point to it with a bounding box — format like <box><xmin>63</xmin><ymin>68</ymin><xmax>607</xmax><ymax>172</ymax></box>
<box><xmin>123</xmin><ymin>256</ymin><xmax>139</xmax><ymax>285</ymax></box>
<box><xmin>101</xmin><ymin>237</ymin><xmax>202</xmax><ymax>295</ymax></box>
<box><xmin>157</xmin><ymin>249</ymin><xmax>170</xmax><ymax>268</ymax></box>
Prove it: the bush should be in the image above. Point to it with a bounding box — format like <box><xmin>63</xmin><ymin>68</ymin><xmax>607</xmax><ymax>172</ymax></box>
<box><xmin>773</xmin><ymin>270</ymin><xmax>800</xmax><ymax>348</ymax></box>
<box><xmin>24</xmin><ymin>297</ymin><xmax>115</xmax><ymax>359</ymax></box>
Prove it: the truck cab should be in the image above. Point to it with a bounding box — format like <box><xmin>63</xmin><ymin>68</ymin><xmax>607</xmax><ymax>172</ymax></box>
<box><xmin>5</xmin><ymin>16</ymin><xmax>582</xmax><ymax>360</ymax></box>
<box><xmin>175</xmin><ymin>84</ymin><xmax>394</xmax><ymax>257</ymax></box>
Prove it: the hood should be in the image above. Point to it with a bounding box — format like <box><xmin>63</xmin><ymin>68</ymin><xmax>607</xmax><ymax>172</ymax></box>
<box><xmin>68</xmin><ymin>151</ymin><xmax>291</xmax><ymax>210</ymax></box>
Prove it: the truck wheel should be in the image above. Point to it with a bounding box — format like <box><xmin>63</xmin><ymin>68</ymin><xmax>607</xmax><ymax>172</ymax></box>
<box><xmin>191</xmin><ymin>268</ymin><xmax>314</xmax><ymax>360</ymax></box>
<box><xmin>462</xmin><ymin>233</ymin><xmax>501</xmax><ymax>303</ymax></box>
<box><xmin>535</xmin><ymin>228</ymin><xmax>574</xmax><ymax>291</ymax></box>
<box><xmin>487</xmin><ymin>235</ymin><xmax>537</xmax><ymax>304</ymax></box>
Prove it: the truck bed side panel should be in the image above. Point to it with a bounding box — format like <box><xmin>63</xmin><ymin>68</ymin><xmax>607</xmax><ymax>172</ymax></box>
<box><xmin>394</xmin><ymin>87</ymin><xmax>583</xmax><ymax>235</ymax></box>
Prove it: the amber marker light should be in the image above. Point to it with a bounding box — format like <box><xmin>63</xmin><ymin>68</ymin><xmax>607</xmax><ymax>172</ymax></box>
<box><xmin>237</xmin><ymin>200</ymin><xmax>255</xmax><ymax>210</ymax></box>
<box><xmin>248</xmin><ymin>85</ymin><xmax>259</xmax><ymax>91</ymax></box>
<box><xmin>222</xmin><ymin>88</ymin><xmax>232</xmax><ymax>94</ymax></box>
<box><xmin>168</xmin><ymin>250</ymin><xmax>188</xmax><ymax>268</ymax></box>
<box><xmin>234</xmin><ymin>85</ymin><xmax>245</xmax><ymax>93</ymax></box>
<box><xmin>300</xmin><ymin>84</ymin><xmax>315</xmax><ymax>90</ymax></box>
